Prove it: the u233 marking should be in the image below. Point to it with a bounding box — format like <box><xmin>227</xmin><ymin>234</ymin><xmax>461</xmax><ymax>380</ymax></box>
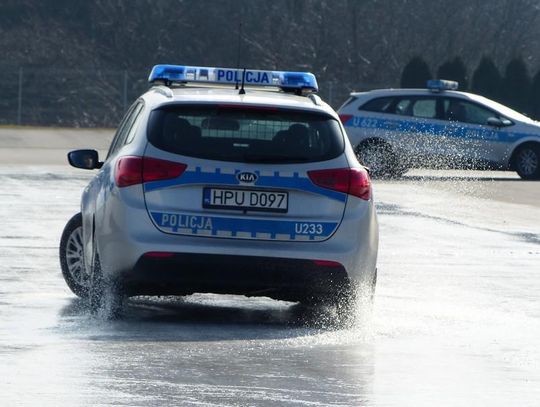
<box><xmin>295</xmin><ymin>223</ymin><xmax>323</xmax><ymax>235</ymax></box>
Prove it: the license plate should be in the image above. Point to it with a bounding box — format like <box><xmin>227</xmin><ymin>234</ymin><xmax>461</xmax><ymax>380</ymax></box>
<box><xmin>203</xmin><ymin>188</ymin><xmax>288</xmax><ymax>212</ymax></box>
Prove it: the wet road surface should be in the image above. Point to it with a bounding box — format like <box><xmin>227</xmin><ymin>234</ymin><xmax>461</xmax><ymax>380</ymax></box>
<box><xmin>1</xmin><ymin>165</ymin><xmax>539</xmax><ymax>406</ymax></box>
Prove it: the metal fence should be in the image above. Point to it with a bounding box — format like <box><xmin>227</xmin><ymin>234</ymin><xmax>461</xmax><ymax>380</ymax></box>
<box><xmin>0</xmin><ymin>66</ymin><xmax>149</xmax><ymax>127</ymax></box>
<box><xmin>0</xmin><ymin>66</ymin><xmax>378</xmax><ymax>127</ymax></box>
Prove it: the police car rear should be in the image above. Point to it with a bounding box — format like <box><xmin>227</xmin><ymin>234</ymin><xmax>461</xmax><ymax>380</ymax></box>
<box><xmin>62</xmin><ymin>65</ymin><xmax>378</xmax><ymax>318</ymax></box>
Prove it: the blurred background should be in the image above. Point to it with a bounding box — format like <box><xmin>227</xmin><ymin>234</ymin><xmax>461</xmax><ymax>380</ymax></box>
<box><xmin>1</xmin><ymin>0</ymin><xmax>540</xmax><ymax>127</ymax></box>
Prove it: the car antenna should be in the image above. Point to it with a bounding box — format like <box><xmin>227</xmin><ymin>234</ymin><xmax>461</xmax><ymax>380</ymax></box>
<box><xmin>235</xmin><ymin>21</ymin><xmax>242</xmax><ymax>90</ymax></box>
<box><xmin>239</xmin><ymin>68</ymin><xmax>247</xmax><ymax>95</ymax></box>
<box><xmin>235</xmin><ymin>21</ymin><xmax>247</xmax><ymax>95</ymax></box>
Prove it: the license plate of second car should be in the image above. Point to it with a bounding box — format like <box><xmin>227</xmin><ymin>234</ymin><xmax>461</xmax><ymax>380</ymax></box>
<box><xmin>203</xmin><ymin>187</ymin><xmax>288</xmax><ymax>212</ymax></box>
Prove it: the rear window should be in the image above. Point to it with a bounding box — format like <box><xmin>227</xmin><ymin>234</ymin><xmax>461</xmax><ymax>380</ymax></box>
<box><xmin>338</xmin><ymin>96</ymin><xmax>358</xmax><ymax>110</ymax></box>
<box><xmin>147</xmin><ymin>105</ymin><xmax>344</xmax><ymax>163</ymax></box>
<box><xmin>359</xmin><ymin>97</ymin><xmax>394</xmax><ymax>113</ymax></box>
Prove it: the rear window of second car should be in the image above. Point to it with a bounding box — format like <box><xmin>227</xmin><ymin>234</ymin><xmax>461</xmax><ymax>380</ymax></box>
<box><xmin>147</xmin><ymin>105</ymin><xmax>345</xmax><ymax>163</ymax></box>
<box><xmin>359</xmin><ymin>97</ymin><xmax>394</xmax><ymax>113</ymax></box>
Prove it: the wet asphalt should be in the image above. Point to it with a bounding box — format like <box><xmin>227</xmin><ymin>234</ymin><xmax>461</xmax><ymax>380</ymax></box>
<box><xmin>0</xmin><ymin>165</ymin><xmax>539</xmax><ymax>406</ymax></box>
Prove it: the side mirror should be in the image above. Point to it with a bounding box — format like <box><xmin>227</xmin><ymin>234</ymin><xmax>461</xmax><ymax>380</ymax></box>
<box><xmin>487</xmin><ymin>117</ymin><xmax>503</xmax><ymax>127</ymax></box>
<box><xmin>487</xmin><ymin>117</ymin><xmax>512</xmax><ymax>127</ymax></box>
<box><xmin>67</xmin><ymin>149</ymin><xmax>102</xmax><ymax>170</ymax></box>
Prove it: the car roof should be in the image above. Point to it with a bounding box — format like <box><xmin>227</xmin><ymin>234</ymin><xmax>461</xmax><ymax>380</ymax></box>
<box><xmin>141</xmin><ymin>85</ymin><xmax>337</xmax><ymax>118</ymax></box>
<box><xmin>350</xmin><ymin>88</ymin><xmax>472</xmax><ymax>98</ymax></box>
<box><xmin>350</xmin><ymin>88</ymin><xmax>511</xmax><ymax>108</ymax></box>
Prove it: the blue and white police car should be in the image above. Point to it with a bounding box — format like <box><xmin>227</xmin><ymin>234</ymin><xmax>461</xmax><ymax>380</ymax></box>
<box><xmin>338</xmin><ymin>80</ymin><xmax>540</xmax><ymax>179</ymax></box>
<box><xmin>59</xmin><ymin>64</ymin><xmax>378</xmax><ymax>318</ymax></box>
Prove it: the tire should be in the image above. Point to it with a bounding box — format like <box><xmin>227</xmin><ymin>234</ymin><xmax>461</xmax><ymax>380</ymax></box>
<box><xmin>368</xmin><ymin>268</ymin><xmax>377</xmax><ymax>301</ymax></box>
<box><xmin>59</xmin><ymin>213</ymin><xmax>89</xmax><ymax>298</ymax></box>
<box><xmin>334</xmin><ymin>270</ymin><xmax>377</xmax><ymax>327</ymax></box>
<box><xmin>514</xmin><ymin>144</ymin><xmax>540</xmax><ymax>180</ymax></box>
<box><xmin>355</xmin><ymin>142</ymin><xmax>404</xmax><ymax>178</ymax></box>
<box><xmin>332</xmin><ymin>287</ymin><xmax>358</xmax><ymax>327</ymax></box>
<box><xmin>88</xmin><ymin>251</ymin><xmax>124</xmax><ymax>318</ymax></box>
<box><xmin>308</xmin><ymin>284</ymin><xmax>357</xmax><ymax>328</ymax></box>
<box><xmin>300</xmin><ymin>273</ymin><xmax>377</xmax><ymax>328</ymax></box>
<box><xmin>298</xmin><ymin>288</ymin><xmax>356</xmax><ymax>328</ymax></box>
<box><xmin>88</xmin><ymin>252</ymin><xmax>104</xmax><ymax>314</ymax></box>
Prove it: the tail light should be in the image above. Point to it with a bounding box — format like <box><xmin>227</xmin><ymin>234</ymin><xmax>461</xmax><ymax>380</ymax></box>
<box><xmin>143</xmin><ymin>251</ymin><xmax>176</xmax><ymax>258</ymax></box>
<box><xmin>338</xmin><ymin>114</ymin><xmax>353</xmax><ymax>124</ymax></box>
<box><xmin>142</xmin><ymin>157</ymin><xmax>187</xmax><ymax>183</ymax></box>
<box><xmin>312</xmin><ymin>260</ymin><xmax>343</xmax><ymax>267</ymax></box>
<box><xmin>308</xmin><ymin>167</ymin><xmax>371</xmax><ymax>200</ymax></box>
<box><xmin>115</xmin><ymin>156</ymin><xmax>143</xmax><ymax>187</ymax></box>
<box><xmin>115</xmin><ymin>156</ymin><xmax>187</xmax><ymax>187</ymax></box>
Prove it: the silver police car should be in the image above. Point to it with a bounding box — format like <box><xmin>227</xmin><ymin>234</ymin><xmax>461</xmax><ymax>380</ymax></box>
<box><xmin>59</xmin><ymin>65</ymin><xmax>379</xmax><ymax>318</ymax></box>
<box><xmin>338</xmin><ymin>80</ymin><xmax>540</xmax><ymax>179</ymax></box>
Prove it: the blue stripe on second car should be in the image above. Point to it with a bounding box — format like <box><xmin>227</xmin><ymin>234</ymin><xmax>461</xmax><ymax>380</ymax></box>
<box><xmin>343</xmin><ymin>115</ymin><xmax>531</xmax><ymax>143</ymax></box>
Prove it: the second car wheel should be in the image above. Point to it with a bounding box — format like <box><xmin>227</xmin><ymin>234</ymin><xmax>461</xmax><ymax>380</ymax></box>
<box><xmin>356</xmin><ymin>142</ymin><xmax>404</xmax><ymax>178</ymax></box>
<box><xmin>514</xmin><ymin>143</ymin><xmax>540</xmax><ymax>180</ymax></box>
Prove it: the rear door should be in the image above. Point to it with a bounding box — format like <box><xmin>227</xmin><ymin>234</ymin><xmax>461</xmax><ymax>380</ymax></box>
<box><xmin>142</xmin><ymin>104</ymin><xmax>349</xmax><ymax>242</ymax></box>
<box><xmin>385</xmin><ymin>96</ymin><xmax>452</xmax><ymax>162</ymax></box>
<box><xmin>341</xmin><ymin>95</ymin><xmax>450</xmax><ymax>161</ymax></box>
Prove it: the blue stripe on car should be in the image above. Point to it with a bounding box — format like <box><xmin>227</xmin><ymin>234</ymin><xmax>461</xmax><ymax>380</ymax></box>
<box><xmin>144</xmin><ymin>167</ymin><xmax>347</xmax><ymax>202</ymax></box>
<box><xmin>150</xmin><ymin>211</ymin><xmax>338</xmax><ymax>241</ymax></box>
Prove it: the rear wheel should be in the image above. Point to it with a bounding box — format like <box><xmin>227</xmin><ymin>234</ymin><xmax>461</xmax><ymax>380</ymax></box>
<box><xmin>333</xmin><ymin>270</ymin><xmax>377</xmax><ymax>327</ymax></box>
<box><xmin>514</xmin><ymin>144</ymin><xmax>540</xmax><ymax>180</ymax></box>
<box><xmin>370</xmin><ymin>268</ymin><xmax>377</xmax><ymax>300</ymax></box>
<box><xmin>88</xmin><ymin>251</ymin><xmax>124</xmax><ymax>318</ymax></box>
<box><xmin>355</xmin><ymin>142</ymin><xmax>404</xmax><ymax>178</ymax></box>
<box><xmin>332</xmin><ymin>287</ymin><xmax>358</xmax><ymax>327</ymax></box>
<box><xmin>299</xmin><ymin>289</ymin><xmax>356</xmax><ymax>328</ymax></box>
<box><xmin>59</xmin><ymin>213</ymin><xmax>89</xmax><ymax>298</ymax></box>
<box><xmin>303</xmin><ymin>284</ymin><xmax>357</xmax><ymax>327</ymax></box>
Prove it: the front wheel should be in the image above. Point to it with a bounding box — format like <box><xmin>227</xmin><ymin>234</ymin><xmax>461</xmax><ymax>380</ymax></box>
<box><xmin>59</xmin><ymin>213</ymin><xmax>89</xmax><ymax>298</ymax></box>
<box><xmin>514</xmin><ymin>144</ymin><xmax>540</xmax><ymax>180</ymax></box>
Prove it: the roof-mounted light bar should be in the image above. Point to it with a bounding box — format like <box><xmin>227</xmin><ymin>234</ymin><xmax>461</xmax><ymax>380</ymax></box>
<box><xmin>148</xmin><ymin>64</ymin><xmax>318</xmax><ymax>93</ymax></box>
<box><xmin>427</xmin><ymin>79</ymin><xmax>459</xmax><ymax>92</ymax></box>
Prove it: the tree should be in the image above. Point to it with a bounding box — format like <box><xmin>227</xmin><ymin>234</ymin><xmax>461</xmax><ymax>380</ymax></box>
<box><xmin>501</xmin><ymin>57</ymin><xmax>531</xmax><ymax>115</ymax></box>
<box><xmin>437</xmin><ymin>57</ymin><xmax>469</xmax><ymax>90</ymax></box>
<box><xmin>400</xmin><ymin>56</ymin><xmax>432</xmax><ymax>88</ymax></box>
<box><xmin>471</xmin><ymin>56</ymin><xmax>502</xmax><ymax>101</ymax></box>
<box><xmin>530</xmin><ymin>69</ymin><xmax>540</xmax><ymax>120</ymax></box>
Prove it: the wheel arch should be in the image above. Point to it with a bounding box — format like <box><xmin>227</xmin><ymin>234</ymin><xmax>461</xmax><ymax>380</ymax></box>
<box><xmin>355</xmin><ymin>137</ymin><xmax>394</xmax><ymax>151</ymax></box>
<box><xmin>354</xmin><ymin>137</ymin><xmax>406</xmax><ymax>177</ymax></box>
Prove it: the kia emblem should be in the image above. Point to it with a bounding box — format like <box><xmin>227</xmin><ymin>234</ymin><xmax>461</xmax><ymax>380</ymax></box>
<box><xmin>236</xmin><ymin>171</ymin><xmax>258</xmax><ymax>183</ymax></box>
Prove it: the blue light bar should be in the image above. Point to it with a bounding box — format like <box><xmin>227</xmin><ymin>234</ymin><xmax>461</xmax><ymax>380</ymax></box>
<box><xmin>148</xmin><ymin>64</ymin><xmax>318</xmax><ymax>92</ymax></box>
<box><xmin>427</xmin><ymin>79</ymin><xmax>459</xmax><ymax>91</ymax></box>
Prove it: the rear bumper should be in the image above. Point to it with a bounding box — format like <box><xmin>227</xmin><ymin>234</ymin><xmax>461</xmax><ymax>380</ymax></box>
<box><xmin>123</xmin><ymin>253</ymin><xmax>350</xmax><ymax>302</ymax></box>
<box><xmin>93</xmin><ymin>184</ymin><xmax>379</xmax><ymax>297</ymax></box>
